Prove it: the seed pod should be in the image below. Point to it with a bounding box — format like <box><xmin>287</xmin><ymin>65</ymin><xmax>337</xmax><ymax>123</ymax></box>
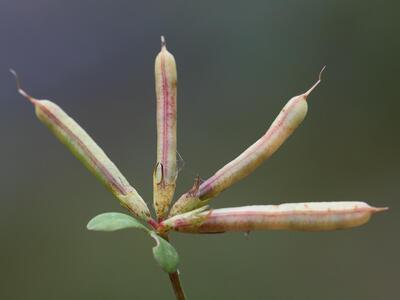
<box><xmin>154</xmin><ymin>36</ymin><xmax>178</xmax><ymax>220</ymax></box>
<box><xmin>164</xmin><ymin>202</ymin><xmax>387</xmax><ymax>233</ymax></box>
<box><xmin>11</xmin><ymin>70</ymin><xmax>151</xmax><ymax>221</ymax></box>
<box><xmin>169</xmin><ymin>68</ymin><xmax>325</xmax><ymax>216</ymax></box>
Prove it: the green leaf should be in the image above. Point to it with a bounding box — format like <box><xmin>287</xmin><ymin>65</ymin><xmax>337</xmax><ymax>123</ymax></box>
<box><xmin>87</xmin><ymin>213</ymin><xmax>179</xmax><ymax>273</ymax></box>
<box><xmin>150</xmin><ymin>232</ymin><xmax>179</xmax><ymax>273</ymax></box>
<box><xmin>87</xmin><ymin>212</ymin><xmax>149</xmax><ymax>232</ymax></box>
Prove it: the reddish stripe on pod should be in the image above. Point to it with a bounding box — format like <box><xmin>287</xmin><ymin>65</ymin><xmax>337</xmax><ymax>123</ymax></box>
<box><xmin>38</xmin><ymin>102</ymin><xmax>127</xmax><ymax>196</ymax></box>
<box><xmin>205</xmin><ymin>206</ymin><xmax>383</xmax><ymax>219</ymax></box>
<box><xmin>198</xmin><ymin>67</ymin><xmax>325</xmax><ymax>199</ymax></box>
<box><xmin>169</xmin><ymin>202</ymin><xmax>387</xmax><ymax>233</ymax></box>
<box><xmin>160</xmin><ymin>50</ymin><xmax>170</xmax><ymax>180</ymax></box>
<box><xmin>10</xmin><ymin>69</ymin><xmax>129</xmax><ymax>196</ymax></box>
<box><xmin>154</xmin><ymin>37</ymin><xmax>178</xmax><ymax>220</ymax></box>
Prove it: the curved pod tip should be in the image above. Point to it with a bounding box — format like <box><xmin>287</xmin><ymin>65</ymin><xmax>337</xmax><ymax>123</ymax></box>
<box><xmin>10</xmin><ymin>69</ymin><xmax>38</xmax><ymax>104</ymax></box>
<box><xmin>303</xmin><ymin>66</ymin><xmax>326</xmax><ymax>98</ymax></box>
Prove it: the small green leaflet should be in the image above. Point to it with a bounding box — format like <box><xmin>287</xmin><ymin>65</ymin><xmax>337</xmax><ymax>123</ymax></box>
<box><xmin>87</xmin><ymin>212</ymin><xmax>149</xmax><ymax>232</ymax></box>
<box><xmin>150</xmin><ymin>232</ymin><xmax>179</xmax><ymax>273</ymax></box>
<box><xmin>87</xmin><ymin>212</ymin><xmax>179</xmax><ymax>273</ymax></box>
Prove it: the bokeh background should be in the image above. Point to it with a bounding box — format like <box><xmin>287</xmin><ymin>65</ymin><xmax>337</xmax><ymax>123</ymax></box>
<box><xmin>0</xmin><ymin>1</ymin><xmax>398</xmax><ymax>299</ymax></box>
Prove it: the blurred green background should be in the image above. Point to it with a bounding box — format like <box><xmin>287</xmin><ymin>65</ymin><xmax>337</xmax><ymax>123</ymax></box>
<box><xmin>0</xmin><ymin>1</ymin><xmax>398</xmax><ymax>299</ymax></box>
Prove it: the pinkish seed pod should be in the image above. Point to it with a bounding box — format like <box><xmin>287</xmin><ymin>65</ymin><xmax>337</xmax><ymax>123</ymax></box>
<box><xmin>165</xmin><ymin>202</ymin><xmax>387</xmax><ymax>233</ymax></box>
<box><xmin>154</xmin><ymin>36</ymin><xmax>178</xmax><ymax>220</ymax></box>
<box><xmin>169</xmin><ymin>68</ymin><xmax>325</xmax><ymax>216</ymax></box>
<box><xmin>12</xmin><ymin>70</ymin><xmax>151</xmax><ymax>221</ymax></box>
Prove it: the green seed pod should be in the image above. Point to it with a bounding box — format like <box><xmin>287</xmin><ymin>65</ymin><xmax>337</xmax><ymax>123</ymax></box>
<box><xmin>170</xmin><ymin>68</ymin><xmax>325</xmax><ymax>216</ymax></box>
<box><xmin>12</xmin><ymin>70</ymin><xmax>151</xmax><ymax>221</ymax></box>
<box><xmin>153</xmin><ymin>36</ymin><xmax>178</xmax><ymax>220</ymax></box>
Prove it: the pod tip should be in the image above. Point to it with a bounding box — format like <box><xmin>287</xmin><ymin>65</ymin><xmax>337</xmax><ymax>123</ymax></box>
<box><xmin>304</xmin><ymin>65</ymin><xmax>326</xmax><ymax>98</ymax></box>
<box><xmin>319</xmin><ymin>65</ymin><xmax>326</xmax><ymax>80</ymax></box>
<box><xmin>373</xmin><ymin>206</ymin><xmax>389</xmax><ymax>213</ymax></box>
<box><xmin>161</xmin><ymin>35</ymin><xmax>166</xmax><ymax>48</ymax></box>
<box><xmin>9</xmin><ymin>69</ymin><xmax>37</xmax><ymax>104</ymax></box>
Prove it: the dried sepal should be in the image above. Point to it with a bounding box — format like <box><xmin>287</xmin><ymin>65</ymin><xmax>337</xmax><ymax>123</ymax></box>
<box><xmin>158</xmin><ymin>206</ymin><xmax>210</xmax><ymax>234</ymax></box>
<box><xmin>153</xmin><ymin>163</ymin><xmax>176</xmax><ymax>220</ymax></box>
<box><xmin>167</xmin><ymin>202</ymin><xmax>387</xmax><ymax>233</ymax></box>
<box><xmin>154</xmin><ymin>36</ymin><xmax>178</xmax><ymax>220</ymax></box>
<box><xmin>168</xmin><ymin>176</ymin><xmax>208</xmax><ymax>217</ymax></box>
<box><xmin>170</xmin><ymin>68</ymin><xmax>325</xmax><ymax>216</ymax></box>
<box><xmin>12</xmin><ymin>70</ymin><xmax>151</xmax><ymax>221</ymax></box>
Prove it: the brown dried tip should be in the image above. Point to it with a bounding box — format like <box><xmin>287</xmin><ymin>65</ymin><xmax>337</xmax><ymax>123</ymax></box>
<box><xmin>304</xmin><ymin>65</ymin><xmax>326</xmax><ymax>98</ymax></box>
<box><xmin>9</xmin><ymin>69</ymin><xmax>37</xmax><ymax>104</ymax></box>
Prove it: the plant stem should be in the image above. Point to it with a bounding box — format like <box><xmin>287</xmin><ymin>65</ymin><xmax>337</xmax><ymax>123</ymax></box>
<box><xmin>162</xmin><ymin>234</ymin><xmax>187</xmax><ymax>300</ymax></box>
<box><xmin>168</xmin><ymin>271</ymin><xmax>186</xmax><ymax>300</ymax></box>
